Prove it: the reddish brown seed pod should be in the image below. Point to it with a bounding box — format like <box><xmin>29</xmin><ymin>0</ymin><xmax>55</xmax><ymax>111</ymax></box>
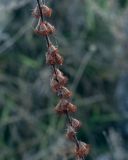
<box><xmin>48</xmin><ymin>44</ymin><xmax>58</xmax><ymax>54</ymax></box>
<box><xmin>67</xmin><ymin>103</ymin><xmax>77</xmax><ymax>113</ymax></box>
<box><xmin>50</xmin><ymin>78</ymin><xmax>60</xmax><ymax>92</ymax></box>
<box><xmin>34</xmin><ymin>22</ymin><xmax>55</xmax><ymax>36</ymax></box>
<box><xmin>54</xmin><ymin>68</ymin><xmax>62</xmax><ymax>76</ymax></box>
<box><xmin>32</xmin><ymin>5</ymin><xmax>52</xmax><ymax>18</ymax></box>
<box><xmin>34</xmin><ymin>21</ymin><xmax>47</xmax><ymax>35</ymax></box>
<box><xmin>75</xmin><ymin>142</ymin><xmax>90</xmax><ymax>158</ymax></box>
<box><xmin>66</xmin><ymin>126</ymin><xmax>76</xmax><ymax>140</ymax></box>
<box><xmin>45</xmin><ymin>22</ymin><xmax>55</xmax><ymax>34</ymax></box>
<box><xmin>60</xmin><ymin>87</ymin><xmax>72</xmax><ymax>99</ymax></box>
<box><xmin>50</xmin><ymin>77</ymin><xmax>68</xmax><ymax>93</ymax></box>
<box><xmin>54</xmin><ymin>53</ymin><xmax>63</xmax><ymax>65</ymax></box>
<box><xmin>71</xmin><ymin>118</ymin><xmax>81</xmax><ymax>130</ymax></box>
<box><xmin>54</xmin><ymin>99</ymin><xmax>67</xmax><ymax>114</ymax></box>
<box><xmin>53</xmin><ymin>69</ymin><xmax>68</xmax><ymax>85</ymax></box>
<box><xmin>32</xmin><ymin>6</ymin><xmax>40</xmax><ymax>18</ymax></box>
<box><xmin>34</xmin><ymin>22</ymin><xmax>48</xmax><ymax>35</ymax></box>
<box><xmin>46</xmin><ymin>52</ymin><xmax>56</xmax><ymax>65</ymax></box>
<box><xmin>41</xmin><ymin>5</ymin><xmax>52</xmax><ymax>17</ymax></box>
<box><xmin>54</xmin><ymin>99</ymin><xmax>77</xmax><ymax>114</ymax></box>
<box><xmin>46</xmin><ymin>52</ymin><xmax>63</xmax><ymax>65</ymax></box>
<box><xmin>46</xmin><ymin>44</ymin><xmax>63</xmax><ymax>65</ymax></box>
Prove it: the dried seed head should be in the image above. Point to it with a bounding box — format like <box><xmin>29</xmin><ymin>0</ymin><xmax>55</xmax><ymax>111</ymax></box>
<box><xmin>53</xmin><ymin>69</ymin><xmax>68</xmax><ymax>85</ymax></box>
<box><xmin>66</xmin><ymin>126</ymin><xmax>76</xmax><ymax>140</ymax></box>
<box><xmin>60</xmin><ymin>87</ymin><xmax>72</xmax><ymax>98</ymax></box>
<box><xmin>41</xmin><ymin>5</ymin><xmax>52</xmax><ymax>17</ymax></box>
<box><xmin>50</xmin><ymin>78</ymin><xmax>60</xmax><ymax>92</ymax></box>
<box><xmin>71</xmin><ymin>118</ymin><xmax>81</xmax><ymax>130</ymax></box>
<box><xmin>67</xmin><ymin>103</ymin><xmax>77</xmax><ymax>113</ymax></box>
<box><xmin>46</xmin><ymin>44</ymin><xmax>63</xmax><ymax>65</ymax></box>
<box><xmin>50</xmin><ymin>75</ymin><xmax>68</xmax><ymax>92</ymax></box>
<box><xmin>34</xmin><ymin>22</ymin><xmax>47</xmax><ymax>35</ymax></box>
<box><xmin>46</xmin><ymin>52</ymin><xmax>63</xmax><ymax>65</ymax></box>
<box><xmin>45</xmin><ymin>22</ymin><xmax>55</xmax><ymax>34</ymax></box>
<box><xmin>32</xmin><ymin>6</ymin><xmax>40</xmax><ymax>18</ymax></box>
<box><xmin>48</xmin><ymin>44</ymin><xmax>58</xmax><ymax>54</ymax></box>
<box><xmin>54</xmin><ymin>99</ymin><xmax>77</xmax><ymax>114</ymax></box>
<box><xmin>32</xmin><ymin>5</ymin><xmax>52</xmax><ymax>18</ymax></box>
<box><xmin>34</xmin><ymin>22</ymin><xmax>55</xmax><ymax>36</ymax></box>
<box><xmin>54</xmin><ymin>68</ymin><xmax>62</xmax><ymax>76</ymax></box>
<box><xmin>54</xmin><ymin>53</ymin><xmax>63</xmax><ymax>65</ymax></box>
<box><xmin>54</xmin><ymin>99</ymin><xmax>68</xmax><ymax>114</ymax></box>
<box><xmin>46</xmin><ymin>52</ymin><xmax>56</xmax><ymax>65</ymax></box>
<box><xmin>75</xmin><ymin>142</ymin><xmax>90</xmax><ymax>158</ymax></box>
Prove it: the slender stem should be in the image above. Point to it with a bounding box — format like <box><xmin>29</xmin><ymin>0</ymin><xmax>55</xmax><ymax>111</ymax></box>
<box><xmin>34</xmin><ymin>0</ymin><xmax>85</xmax><ymax>159</ymax></box>
<box><xmin>36</xmin><ymin>0</ymin><xmax>44</xmax><ymax>22</ymax></box>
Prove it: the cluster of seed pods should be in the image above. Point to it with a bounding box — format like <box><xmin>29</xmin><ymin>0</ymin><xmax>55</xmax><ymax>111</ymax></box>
<box><xmin>32</xmin><ymin>0</ymin><xmax>90</xmax><ymax>159</ymax></box>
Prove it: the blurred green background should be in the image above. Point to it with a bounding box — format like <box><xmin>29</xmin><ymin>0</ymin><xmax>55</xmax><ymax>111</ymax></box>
<box><xmin>0</xmin><ymin>0</ymin><xmax>128</xmax><ymax>160</ymax></box>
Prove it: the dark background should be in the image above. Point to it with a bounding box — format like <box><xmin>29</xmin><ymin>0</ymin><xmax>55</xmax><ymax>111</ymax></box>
<box><xmin>0</xmin><ymin>0</ymin><xmax>128</xmax><ymax>160</ymax></box>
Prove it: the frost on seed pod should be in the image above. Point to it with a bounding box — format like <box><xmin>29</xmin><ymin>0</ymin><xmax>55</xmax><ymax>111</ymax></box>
<box><xmin>46</xmin><ymin>44</ymin><xmax>63</xmax><ymax>65</ymax></box>
<box><xmin>54</xmin><ymin>99</ymin><xmax>77</xmax><ymax>114</ymax></box>
<box><xmin>34</xmin><ymin>22</ymin><xmax>55</xmax><ymax>36</ymax></box>
<box><xmin>32</xmin><ymin>5</ymin><xmax>52</xmax><ymax>18</ymax></box>
<box><xmin>60</xmin><ymin>87</ymin><xmax>72</xmax><ymax>98</ymax></box>
<box><xmin>66</xmin><ymin>126</ymin><xmax>76</xmax><ymax>140</ymax></box>
<box><xmin>75</xmin><ymin>142</ymin><xmax>90</xmax><ymax>158</ymax></box>
<box><xmin>71</xmin><ymin>118</ymin><xmax>81</xmax><ymax>130</ymax></box>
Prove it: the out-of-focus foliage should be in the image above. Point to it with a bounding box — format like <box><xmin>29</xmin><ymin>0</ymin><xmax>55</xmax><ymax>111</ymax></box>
<box><xmin>0</xmin><ymin>0</ymin><xmax>128</xmax><ymax>160</ymax></box>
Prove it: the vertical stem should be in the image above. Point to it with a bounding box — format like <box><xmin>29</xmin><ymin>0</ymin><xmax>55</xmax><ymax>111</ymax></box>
<box><xmin>34</xmin><ymin>1</ymin><xmax>87</xmax><ymax>159</ymax></box>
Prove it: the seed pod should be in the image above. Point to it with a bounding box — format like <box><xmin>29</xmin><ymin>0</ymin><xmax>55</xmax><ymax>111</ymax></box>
<box><xmin>54</xmin><ymin>69</ymin><xmax>62</xmax><ymax>76</ymax></box>
<box><xmin>34</xmin><ymin>21</ymin><xmax>47</xmax><ymax>35</ymax></box>
<box><xmin>60</xmin><ymin>87</ymin><xmax>72</xmax><ymax>98</ymax></box>
<box><xmin>48</xmin><ymin>44</ymin><xmax>58</xmax><ymax>55</ymax></box>
<box><xmin>67</xmin><ymin>103</ymin><xmax>77</xmax><ymax>113</ymax></box>
<box><xmin>32</xmin><ymin>5</ymin><xmax>52</xmax><ymax>18</ymax></box>
<box><xmin>51</xmin><ymin>75</ymin><xmax>67</xmax><ymax>91</ymax></box>
<box><xmin>41</xmin><ymin>5</ymin><xmax>52</xmax><ymax>17</ymax></box>
<box><xmin>75</xmin><ymin>142</ymin><xmax>90</xmax><ymax>158</ymax></box>
<box><xmin>53</xmin><ymin>69</ymin><xmax>68</xmax><ymax>85</ymax></box>
<box><xmin>46</xmin><ymin>52</ymin><xmax>63</xmax><ymax>65</ymax></box>
<box><xmin>46</xmin><ymin>44</ymin><xmax>63</xmax><ymax>65</ymax></box>
<box><xmin>66</xmin><ymin>126</ymin><xmax>76</xmax><ymax>140</ymax></box>
<box><xmin>54</xmin><ymin>53</ymin><xmax>63</xmax><ymax>65</ymax></box>
<box><xmin>71</xmin><ymin>118</ymin><xmax>81</xmax><ymax>130</ymax></box>
<box><xmin>34</xmin><ymin>22</ymin><xmax>55</xmax><ymax>36</ymax></box>
<box><xmin>50</xmin><ymin>78</ymin><xmax>60</xmax><ymax>92</ymax></box>
<box><xmin>46</xmin><ymin>52</ymin><xmax>56</xmax><ymax>65</ymax></box>
<box><xmin>45</xmin><ymin>22</ymin><xmax>55</xmax><ymax>34</ymax></box>
<box><xmin>54</xmin><ymin>99</ymin><xmax>77</xmax><ymax>114</ymax></box>
<box><xmin>54</xmin><ymin>99</ymin><xmax>68</xmax><ymax>114</ymax></box>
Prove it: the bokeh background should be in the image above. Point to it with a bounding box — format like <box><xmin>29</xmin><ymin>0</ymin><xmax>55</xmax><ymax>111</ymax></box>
<box><xmin>0</xmin><ymin>0</ymin><xmax>128</xmax><ymax>160</ymax></box>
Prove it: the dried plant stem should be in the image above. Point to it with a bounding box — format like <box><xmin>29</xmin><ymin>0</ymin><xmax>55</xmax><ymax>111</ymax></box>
<box><xmin>33</xmin><ymin>0</ymin><xmax>89</xmax><ymax>159</ymax></box>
